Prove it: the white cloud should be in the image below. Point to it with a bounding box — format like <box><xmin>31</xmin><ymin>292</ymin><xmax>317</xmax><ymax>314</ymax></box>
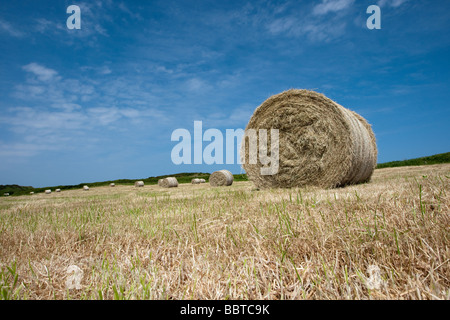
<box><xmin>51</xmin><ymin>103</ymin><xmax>83</xmax><ymax>112</ymax></box>
<box><xmin>185</xmin><ymin>78</ymin><xmax>211</xmax><ymax>92</ymax></box>
<box><xmin>267</xmin><ymin>13</ymin><xmax>348</xmax><ymax>42</ymax></box>
<box><xmin>305</xmin><ymin>21</ymin><xmax>348</xmax><ymax>42</ymax></box>
<box><xmin>313</xmin><ymin>0</ymin><xmax>355</xmax><ymax>16</ymax></box>
<box><xmin>87</xmin><ymin>107</ymin><xmax>123</xmax><ymax>125</ymax></box>
<box><xmin>1</xmin><ymin>107</ymin><xmax>87</xmax><ymax>132</ymax></box>
<box><xmin>80</xmin><ymin>65</ymin><xmax>112</xmax><ymax>75</ymax></box>
<box><xmin>94</xmin><ymin>24</ymin><xmax>108</xmax><ymax>37</ymax></box>
<box><xmin>31</xmin><ymin>1</ymin><xmax>111</xmax><ymax>44</ymax></box>
<box><xmin>261</xmin><ymin>0</ymin><xmax>355</xmax><ymax>42</ymax></box>
<box><xmin>22</xmin><ymin>63</ymin><xmax>59</xmax><ymax>82</ymax></box>
<box><xmin>118</xmin><ymin>2</ymin><xmax>143</xmax><ymax>20</ymax></box>
<box><xmin>119</xmin><ymin>108</ymin><xmax>140</xmax><ymax>119</ymax></box>
<box><xmin>35</xmin><ymin>18</ymin><xmax>65</xmax><ymax>34</ymax></box>
<box><xmin>6</xmin><ymin>63</ymin><xmax>167</xmax><ymax>134</ymax></box>
<box><xmin>377</xmin><ymin>0</ymin><xmax>410</xmax><ymax>8</ymax></box>
<box><xmin>0</xmin><ymin>142</ymin><xmax>58</xmax><ymax>158</ymax></box>
<box><xmin>99</xmin><ymin>66</ymin><xmax>112</xmax><ymax>75</ymax></box>
<box><xmin>0</xmin><ymin>19</ymin><xmax>24</xmax><ymax>37</ymax></box>
<box><xmin>155</xmin><ymin>65</ymin><xmax>174</xmax><ymax>74</ymax></box>
<box><xmin>267</xmin><ymin>16</ymin><xmax>297</xmax><ymax>35</ymax></box>
<box><xmin>16</xmin><ymin>63</ymin><xmax>99</xmax><ymax>105</ymax></box>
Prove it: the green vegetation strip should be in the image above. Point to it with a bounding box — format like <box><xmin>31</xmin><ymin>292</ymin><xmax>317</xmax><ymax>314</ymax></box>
<box><xmin>377</xmin><ymin>152</ymin><xmax>449</xmax><ymax>169</ymax></box>
<box><xmin>2</xmin><ymin>151</ymin><xmax>449</xmax><ymax>196</ymax></box>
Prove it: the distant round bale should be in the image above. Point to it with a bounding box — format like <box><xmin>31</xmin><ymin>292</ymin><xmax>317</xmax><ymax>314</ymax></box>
<box><xmin>56</xmin><ymin>189</ymin><xmax>61</xmax><ymax>192</ymax></box>
<box><xmin>3</xmin><ymin>193</ymin><xmax>9</xmax><ymax>196</ymax></box>
<box><xmin>45</xmin><ymin>190</ymin><xmax>52</xmax><ymax>194</ymax></box>
<box><xmin>30</xmin><ymin>192</ymin><xmax>34</xmax><ymax>195</ymax></box>
<box><xmin>134</xmin><ymin>181</ymin><xmax>144</xmax><ymax>187</ymax></box>
<box><xmin>210</xmin><ymin>170</ymin><xmax>234</xmax><ymax>187</ymax></box>
<box><xmin>83</xmin><ymin>185</ymin><xmax>89</xmax><ymax>191</ymax></box>
<box><xmin>110</xmin><ymin>183</ymin><xmax>115</xmax><ymax>187</ymax></box>
<box><xmin>191</xmin><ymin>178</ymin><xmax>201</xmax><ymax>184</ymax></box>
<box><xmin>240</xmin><ymin>89</ymin><xmax>377</xmax><ymax>189</ymax></box>
<box><xmin>199</xmin><ymin>179</ymin><xmax>206</xmax><ymax>183</ymax></box>
<box><xmin>160</xmin><ymin>177</ymin><xmax>178</xmax><ymax>188</ymax></box>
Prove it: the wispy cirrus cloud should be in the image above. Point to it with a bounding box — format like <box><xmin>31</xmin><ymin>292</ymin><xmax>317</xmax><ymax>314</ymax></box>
<box><xmin>31</xmin><ymin>1</ymin><xmax>111</xmax><ymax>45</ymax></box>
<box><xmin>15</xmin><ymin>63</ymin><xmax>94</xmax><ymax>104</ymax></box>
<box><xmin>0</xmin><ymin>19</ymin><xmax>25</xmax><ymax>37</ymax></box>
<box><xmin>377</xmin><ymin>0</ymin><xmax>410</xmax><ymax>8</ymax></box>
<box><xmin>266</xmin><ymin>1</ymin><xmax>353</xmax><ymax>42</ymax></box>
<box><xmin>0</xmin><ymin>141</ymin><xmax>61</xmax><ymax>158</ymax></box>
<box><xmin>118</xmin><ymin>2</ymin><xmax>143</xmax><ymax>21</ymax></box>
<box><xmin>185</xmin><ymin>77</ymin><xmax>212</xmax><ymax>92</ymax></box>
<box><xmin>0</xmin><ymin>61</ymin><xmax>170</xmax><ymax>159</ymax></box>
<box><xmin>313</xmin><ymin>0</ymin><xmax>355</xmax><ymax>16</ymax></box>
<box><xmin>34</xmin><ymin>18</ymin><xmax>65</xmax><ymax>34</ymax></box>
<box><xmin>2</xmin><ymin>106</ymin><xmax>88</xmax><ymax>132</ymax></box>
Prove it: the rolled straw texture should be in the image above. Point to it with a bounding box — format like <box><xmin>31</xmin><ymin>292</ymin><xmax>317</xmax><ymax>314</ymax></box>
<box><xmin>160</xmin><ymin>177</ymin><xmax>178</xmax><ymax>188</ymax></box>
<box><xmin>209</xmin><ymin>170</ymin><xmax>234</xmax><ymax>187</ymax></box>
<box><xmin>240</xmin><ymin>89</ymin><xmax>377</xmax><ymax>189</ymax></box>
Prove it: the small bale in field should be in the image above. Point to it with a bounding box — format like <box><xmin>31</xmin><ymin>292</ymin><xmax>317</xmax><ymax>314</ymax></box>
<box><xmin>199</xmin><ymin>179</ymin><xmax>206</xmax><ymax>183</ymax></box>
<box><xmin>110</xmin><ymin>183</ymin><xmax>115</xmax><ymax>187</ymax></box>
<box><xmin>83</xmin><ymin>185</ymin><xmax>89</xmax><ymax>191</ymax></box>
<box><xmin>160</xmin><ymin>177</ymin><xmax>178</xmax><ymax>188</ymax></box>
<box><xmin>56</xmin><ymin>189</ymin><xmax>61</xmax><ymax>192</ymax></box>
<box><xmin>45</xmin><ymin>189</ymin><xmax>52</xmax><ymax>194</ymax></box>
<box><xmin>135</xmin><ymin>181</ymin><xmax>144</xmax><ymax>187</ymax></box>
<box><xmin>210</xmin><ymin>170</ymin><xmax>234</xmax><ymax>187</ymax></box>
<box><xmin>3</xmin><ymin>193</ymin><xmax>9</xmax><ymax>196</ymax></box>
<box><xmin>191</xmin><ymin>178</ymin><xmax>201</xmax><ymax>184</ymax></box>
<box><xmin>30</xmin><ymin>192</ymin><xmax>34</xmax><ymax>195</ymax></box>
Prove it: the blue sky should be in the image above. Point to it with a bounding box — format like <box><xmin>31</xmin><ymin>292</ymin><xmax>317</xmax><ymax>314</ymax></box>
<box><xmin>0</xmin><ymin>0</ymin><xmax>449</xmax><ymax>187</ymax></box>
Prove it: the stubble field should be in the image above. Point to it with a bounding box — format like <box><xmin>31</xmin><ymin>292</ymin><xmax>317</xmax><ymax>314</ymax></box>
<box><xmin>0</xmin><ymin>164</ymin><xmax>449</xmax><ymax>300</ymax></box>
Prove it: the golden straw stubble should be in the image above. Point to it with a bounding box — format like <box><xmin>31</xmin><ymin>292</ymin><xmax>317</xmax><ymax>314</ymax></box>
<box><xmin>241</xmin><ymin>89</ymin><xmax>377</xmax><ymax>189</ymax></box>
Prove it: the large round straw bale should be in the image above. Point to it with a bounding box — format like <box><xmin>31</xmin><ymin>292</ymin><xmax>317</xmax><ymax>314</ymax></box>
<box><xmin>45</xmin><ymin>189</ymin><xmax>52</xmax><ymax>194</ymax></box>
<box><xmin>191</xmin><ymin>178</ymin><xmax>202</xmax><ymax>184</ymax></box>
<box><xmin>83</xmin><ymin>185</ymin><xmax>89</xmax><ymax>191</ymax></box>
<box><xmin>160</xmin><ymin>177</ymin><xmax>178</xmax><ymax>188</ymax></box>
<box><xmin>134</xmin><ymin>181</ymin><xmax>144</xmax><ymax>187</ymax></box>
<box><xmin>210</xmin><ymin>170</ymin><xmax>234</xmax><ymax>187</ymax></box>
<box><xmin>110</xmin><ymin>183</ymin><xmax>115</xmax><ymax>187</ymax></box>
<box><xmin>199</xmin><ymin>179</ymin><xmax>206</xmax><ymax>183</ymax></box>
<box><xmin>240</xmin><ymin>89</ymin><xmax>377</xmax><ymax>189</ymax></box>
